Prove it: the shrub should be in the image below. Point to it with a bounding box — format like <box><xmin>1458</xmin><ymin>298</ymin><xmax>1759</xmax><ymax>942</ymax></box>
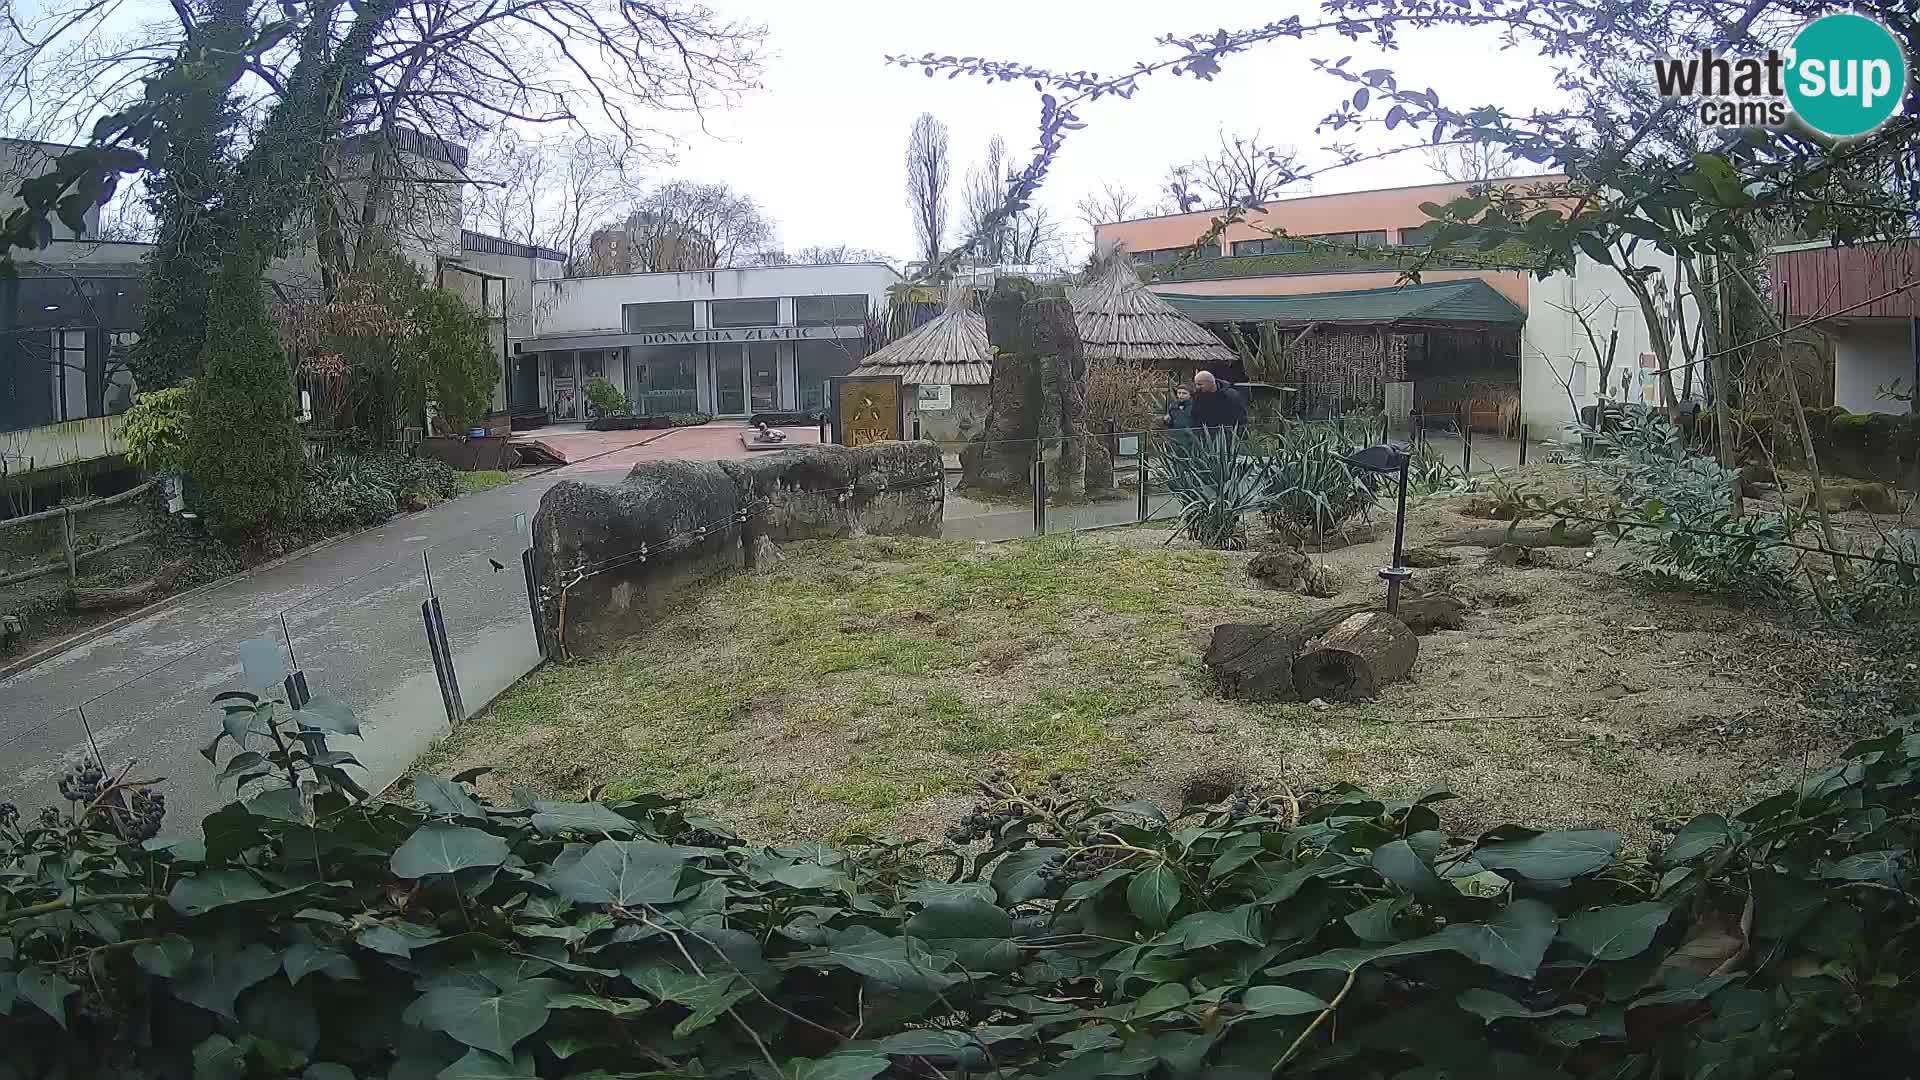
<box><xmin>302</xmin><ymin>452</ymin><xmax>460</xmax><ymax>527</ymax></box>
<box><xmin>412</xmin><ymin>287</ymin><xmax>499</xmax><ymax>432</ymax></box>
<box><xmin>584</xmin><ymin>376</ymin><xmax>630</xmax><ymax>418</ymax></box>
<box><xmin>1259</xmin><ymin>421</ymin><xmax>1379</xmax><ymax>543</ymax></box>
<box><xmin>184</xmin><ymin>260</ymin><xmax>305</xmax><ymax>537</ymax></box>
<box><xmin>120</xmin><ymin>382</ymin><xmax>195</xmax><ymax>475</ymax></box>
<box><xmin>669</xmin><ymin>412</ymin><xmax>713</xmax><ymax>427</ymax></box>
<box><xmin>3</xmin><ymin>686</ymin><xmax>1920</xmax><ymax>1077</ymax></box>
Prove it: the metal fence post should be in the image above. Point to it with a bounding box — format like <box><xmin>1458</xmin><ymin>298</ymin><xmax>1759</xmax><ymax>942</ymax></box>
<box><xmin>60</xmin><ymin>507</ymin><xmax>76</xmax><ymax>582</ymax></box>
<box><xmin>1136</xmin><ymin>434</ymin><xmax>1150</xmax><ymax>522</ymax></box>
<box><xmin>1519</xmin><ymin>423</ymin><xmax>1529</xmax><ymax>467</ymax></box>
<box><xmin>522</xmin><ymin>548</ymin><xmax>548</xmax><ymax>659</ymax></box>
<box><xmin>1032</xmin><ymin>455</ymin><xmax>1048</xmax><ymax>535</ymax></box>
<box><xmin>422</xmin><ymin>595</ymin><xmax>464</xmax><ymax>726</ymax></box>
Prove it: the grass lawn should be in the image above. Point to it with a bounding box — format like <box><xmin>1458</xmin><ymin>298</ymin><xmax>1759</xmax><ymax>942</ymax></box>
<box><xmin>422</xmin><ymin>500</ymin><xmax>1878</xmax><ymax>845</ymax></box>
<box><xmin>455</xmin><ymin>469</ymin><xmax>519</xmax><ymax>495</ymax></box>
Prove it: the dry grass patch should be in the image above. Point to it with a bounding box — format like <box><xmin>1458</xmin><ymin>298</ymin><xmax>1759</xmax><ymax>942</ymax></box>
<box><xmin>425</xmin><ymin>505</ymin><xmax>1879</xmax><ymax>846</ymax></box>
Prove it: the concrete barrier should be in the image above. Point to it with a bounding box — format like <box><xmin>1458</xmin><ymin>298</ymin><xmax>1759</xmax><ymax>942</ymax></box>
<box><xmin>531</xmin><ymin>441</ymin><xmax>944</xmax><ymax>658</ymax></box>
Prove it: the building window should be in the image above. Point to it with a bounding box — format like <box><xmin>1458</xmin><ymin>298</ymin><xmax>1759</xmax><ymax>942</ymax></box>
<box><xmin>622</xmin><ymin>302</ymin><xmax>693</xmax><ymax>332</ymax></box>
<box><xmin>795</xmin><ymin>339</ymin><xmax>866</xmax><ymax>414</ymax></box>
<box><xmin>627</xmin><ymin>344</ymin><xmax>699</xmax><ymax>416</ymax></box>
<box><xmin>1131</xmin><ymin>247</ymin><xmax>1194</xmax><ymax>266</ymax></box>
<box><xmin>1230</xmin><ymin>237</ymin><xmax>1309</xmax><ymax>256</ymax></box>
<box><xmin>48</xmin><ymin>330</ymin><xmax>87</xmax><ymax>422</ymax></box>
<box><xmin>104</xmin><ymin>331</ymin><xmax>138</xmax><ymax>415</ymax></box>
<box><xmin>794</xmin><ymin>294</ymin><xmax>869</xmax><ymax>327</ymax></box>
<box><xmin>1398</xmin><ymin>224</ymin><xmax>1439</xmax><ymax>248</ymax></box>
<box><xmin>709</xmin><ymin>298</ymin><xmax>779</xmax><ymax>328</ymax></box>
<box><xmin>1303</xmin><ymin>230</ymin><xmax>1389</xmax><ymax>250</ymax></box>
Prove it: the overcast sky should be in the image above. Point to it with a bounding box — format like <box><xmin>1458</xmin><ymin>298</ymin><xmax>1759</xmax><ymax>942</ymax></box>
<box><xmin>652</xmin><ymin>1</ymin><xmax>1571</xmax><ymax>262</ymax></box>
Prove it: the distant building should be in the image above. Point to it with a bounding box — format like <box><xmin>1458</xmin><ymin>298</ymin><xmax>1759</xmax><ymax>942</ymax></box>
<box><xmin>515</xmin><ymin>262</ymin><xmax>899</xmax><ymax>421</ymax></box>
<box><xmin>1095</xmin><ymin>176</ymin><xmax>1687</xmax><ymax>438</ymax></box>
<box><xmin>1772</xmin><ymin>237</ymin><xmax>1917</xmax><ymax>415</ymax></box>
<box><xmin>587</xmin><ymin>211</ymin><xmax>716</xmax><ymax>275</ymax></box>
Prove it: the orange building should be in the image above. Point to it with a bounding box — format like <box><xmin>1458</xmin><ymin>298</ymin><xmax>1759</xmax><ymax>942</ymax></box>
<box><xmin>1091</xmin><ymin>174</ymin><xmax>1679</xmax><ymax>441</ymax></box>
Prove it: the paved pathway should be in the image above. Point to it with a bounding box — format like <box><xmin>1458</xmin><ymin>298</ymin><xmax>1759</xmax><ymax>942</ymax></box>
<box><xmin>0</xmin><ymin>424</ymin><xmax>773</xmax><ymax>822</ymax></box>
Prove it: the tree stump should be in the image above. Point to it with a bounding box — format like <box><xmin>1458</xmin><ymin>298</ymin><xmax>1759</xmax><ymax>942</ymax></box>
<box><xmin>1292</xmin><ymin>611</ymin><xmax>1418</xmax><ymax>702</ymax></box>
<box><xmin>1205</xmin><ymin>600</ymin><xmax>1452</xmax><ymax>703</ymax></box>
<box><xmin>67</xmin><ymin>558</ymin><xmax>191</xmax><ymax>612</ymax></box>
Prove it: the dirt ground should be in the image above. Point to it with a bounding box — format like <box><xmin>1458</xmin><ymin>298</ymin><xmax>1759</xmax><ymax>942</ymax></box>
<box><xmin>424</xmin><ymin>465</ymin><xmax>1906</xmax><ymax>848</ymax></box>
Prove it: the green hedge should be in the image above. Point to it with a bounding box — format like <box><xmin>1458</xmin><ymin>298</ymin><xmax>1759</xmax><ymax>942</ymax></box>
<box><xmin>2</xmin><ymin>684</ymin><xmax>1918</xmax><ymax>1078</ymax></box>
<box><xmin>1143</xmin><ymin>241</ymin><xmax>1545</xmax><ymax>284</ymax></box>
<box><xmin>184</xmin><ymin>261</ymin><xmax>304</xmax><ymax>537</ymax></box>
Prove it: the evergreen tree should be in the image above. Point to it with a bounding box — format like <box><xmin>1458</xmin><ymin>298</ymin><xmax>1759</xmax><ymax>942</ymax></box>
<box><xmin>185</xmin><ymin>258</ymin><xmax>304</xmax><ymax>536</ymax></box>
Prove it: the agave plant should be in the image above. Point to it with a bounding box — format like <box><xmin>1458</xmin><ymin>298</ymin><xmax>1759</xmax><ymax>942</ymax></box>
<box><xmin>1154</xmin><ymin>427</ymin><xmax>1286</xmax><ymax>548</ymax></box>
<box><xmin>1260</xmin><ymin>421</ymin><xmax>1380</xmax><ymax>544</ymax></box>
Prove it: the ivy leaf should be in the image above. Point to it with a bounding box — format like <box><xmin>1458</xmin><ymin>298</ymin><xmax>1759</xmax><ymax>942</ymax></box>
<box><xmin>1344</xmin><ymin>898</ymin><xmax>1408</xmax><ymax>943</ymax></box>
<box><xmin>168</xmin><ymin>869</ymin><xmax>271</xmax><ymax>915</ymax></box>
<box><xmin>1559</xmin><ymin>903</ymin><xmax>1672</xmax><ymax>960</ymax></box>
<box><xmin>1421</xmin><ymin>899</ymin><xmax>1559</xmax><ymax>978</ymax></box>
<box><xmin>547</xmin><ymin>993</ymin><xmax>653</xmax><ymax>1016</ymax></box>
<box><xmin>529</xmin><ymin>801</ymin><xmax>638</xmax><ymax>837</ymax></box>
<box><xmin>133</xmin><ymin>935</ymin><xmax>194</xmax><ymax>978</ymax></box>
<box><xmin>16</xmin><ymin>966</ymin><xmax>78</xmax><ymax>1028</ymax></box>
<box><xmin>291</xmin><ymin>697</ymin><xmax>359</xmax><ymax>736</ymax></box>
<box><xmin>538</xmin><ymin>839</ymin><xmax>685</xmax><ymax>905</ymax></box>
<box><xmin>1371</xmin><ymin>839</ymin><xmax>1449</xmax><ymax>899</ymax></box>
<box><xmin>1665</xmin><ymin>815</ymin><xmax>1730</xmax><ymax>864</ymax></box>
<box><xmin>391</xmin><ymin>824</ymin><xmax>511</xmax><ymax>878</ymax></box>
<box><xmin>358</xmin><ymin>922</ymin><xmax>444</xmax><ymax>957</ymax></box>
<box><xmin>434</xmin><ymin>1049</ymin><xmax>538</xmax><ymax>1079</ymax></box>
<box><xmin>1159</xmin><ymin>907</ymin><xmax>1261</xmax><ymax>949</ymax></box>
<box><xmin>787</xmin><ymin>1055</ymin><xmax>891</xmax><ymax>1080</ymax></box>
<box><xmin>784</xmin><ymin>926</ymin><xmax>960</xmax><ymax>993</ymax></box>
<box><xmin>670</xmin><ymin>975</ymin><xmax>754</xmax><ymax>1038</ymax></box>
<box><xmin>176</xmin><ymin>943</ymin><xmax>279</xmax><ymax>1020</ymax></box>
<box><xmin>414</xmin><ymin>774</ymin><xmax>486</xmax><ymax>819</ymax></box>
<box><xmin>1475</xmin><ymin>830</ymin><xmax>1621</xmax><ymax>881</ymax></box>
<box><xmin>1457</xmin><ymin>988</ymin><xmax>1589</xmax><ymax>1023</ymax></box>
<box><xmin>1127</xmin><ymin>863</ymin><xmax>1181</xmax><ymax>929</ymax></box>
<box><xmin>991</xmin><ymin>846</ymin><xmax>1058</xmax><ymax>905</ymax></box>
<box><xmin>216</xmin><ymin>751</ymin><xmax>270</xmax><ymax>783</ymax></box>
<box><xmin>284</xmin><ymin>942</ymin><xmax>358</xmax><ymax>985</ymax></box>
<box><xmin>303</xmin><ymin>1065</ymin><xmax>357</xmax><ymax>1080</ymax></box>
<box><xmin>904</xmin><ymin>898</ymin><xmax>1012</xmax><ymax>940</ymax></box>
<box><xmin>1240</xmin><ymin>985</ymin><xmax>1329</xmax><ymax>1016</ymax></box>
<box><xmin>403</xmin><ymin>978</ymin><xmax>560</xmax><ymax>1057</ymax></box>
<box><xmin>191</xmin><ymin>1033</ymin><xmax>247</xmax><ymax>1080</ymax></box>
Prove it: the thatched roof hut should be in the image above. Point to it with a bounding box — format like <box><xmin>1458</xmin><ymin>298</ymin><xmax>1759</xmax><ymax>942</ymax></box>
<box><xmin>850</xmin><ymin>290</ymin><xmax>991</xmax><ymax>387</ymax></box>
<box><xmin>1066</xmin><ymin>246</ymin><xmax>1238</xmax><ymax>370</ymax></box>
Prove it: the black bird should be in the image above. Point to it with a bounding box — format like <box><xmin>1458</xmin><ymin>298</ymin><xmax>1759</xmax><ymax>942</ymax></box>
<box><xmin>489</xmin><ymin>558</ymin><xmax>506</xmax><ymax>572</ymax></box>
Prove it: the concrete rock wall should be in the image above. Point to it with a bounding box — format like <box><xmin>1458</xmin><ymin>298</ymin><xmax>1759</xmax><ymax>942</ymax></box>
<box><xmin>532</xmin><ymin>441</ymin><xmax>944</xmax><ymax>659</ymax></box>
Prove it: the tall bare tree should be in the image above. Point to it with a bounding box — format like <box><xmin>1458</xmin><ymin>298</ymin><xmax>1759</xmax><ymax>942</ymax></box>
<box><xmin>904</xmin><ymin>112</ymin><xmax>950</xmax><ymax>270</ymax></box>
<box><xmin>1190</xmin><ymin>129</ymin><xmax>1299</xmax><ymax>209</ymax></box>
<box><xmin>753</xmin><ymin>244</ymin><xmax>894</xmax><ymax>266</ymax></box>
<box><xmin>1425</xmin><ymin>140</ymin><xmax>1521</xmax><ymax>183</ymax></box>
<box><xmin>620</xmin><ymin>180</ymin><xmax>774</xmax><ymax>271</ymax></box>
<box><xmin>1075</xmin><ymin>182</ymin><xmax>1142</xmax><ymax>231</ymax></box>
<box><xmin>962</xmin><ymin>134</ymin><xmax>1010</xmax><ymax>264</ymax></box>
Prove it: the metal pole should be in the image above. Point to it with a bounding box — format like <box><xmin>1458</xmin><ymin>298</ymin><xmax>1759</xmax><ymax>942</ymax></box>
<box><xmin>912</xmin><ymin>414</ymin><xmax>922</xmax><ymax>440</ymax></box>
<box><xmin>1459</xmin><ymin>406</ymin><xmax>1470</xmax><ymax>472</ymax></box>
<box><xmin>1032</xmin><ymin>456</ymin><xmax>1048</xmax><ymax>535</ymax></box>
<box><xmin>1136</xmin><ymin>434</ymin><xmax>1150</xmax><ymax>522</ymax></box>
<box><xmin>1383</xmin><ymin>454</ymin><xmax>1412</xmax><ymax>614</ymax></box>
<box><xmin>422</xmin><ymin>596</ymin><xmax>465</xmax><ymax>726</ymax></box>
<box><xmin>1519</xmin><ymin>423</ymin><xmax>1529</xmax><ymax>466</ymax></box>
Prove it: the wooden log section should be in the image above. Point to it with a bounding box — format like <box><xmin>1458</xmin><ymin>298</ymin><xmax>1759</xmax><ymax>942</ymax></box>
<box><xmin>1292</xmin><ymin>611</ymin><xmax>1418</xmax><ymax>702</ymax></box>
<box><xmin>1445</xmin><ymin>524</ymin><xmax>1595</xmax><ymax>549</ymax></box>
<box><xmin>1205</xmin><ymin>599</ymin><xmax>1453</xmax><ymax>703</ymax></box>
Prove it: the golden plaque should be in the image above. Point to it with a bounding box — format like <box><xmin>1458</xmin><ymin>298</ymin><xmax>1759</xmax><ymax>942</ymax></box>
<box><xmin>837</xmin><ymin>378</ymin><xmax>901</xmax><ymax>447</ymax></box>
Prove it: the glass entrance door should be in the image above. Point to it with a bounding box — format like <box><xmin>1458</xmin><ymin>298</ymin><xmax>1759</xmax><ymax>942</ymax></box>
<box><xmin>549</xmin><ymin>352</ymin><xmax>581</xmax><ymax>421</ymax></box>
<box><xmin>714</xmin><ymin>347</ymin><xmax>745</xmax><ymax>416</ymax></box>
<box><xmin>748</xmin><ymin>342</ymin><xmax>779</xmax><ymax>414</ymax></box>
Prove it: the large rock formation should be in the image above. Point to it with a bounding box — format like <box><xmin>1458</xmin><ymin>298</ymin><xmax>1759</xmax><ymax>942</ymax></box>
<box><xmin>530</xmin><ymin>441</ymin><xmax>945</xmax><ymax>659</ymax></box>
<box><xmin>959</xmin><ymin>280</ymin><xmax>1094</xmax><ymax>502</ymax></box>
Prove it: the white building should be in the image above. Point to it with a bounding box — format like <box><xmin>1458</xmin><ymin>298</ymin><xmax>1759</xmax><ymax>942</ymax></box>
<box><xmin>514</xmin><ymin>263</ymin><xmax>901</xmax><ymax>421</ymax></box>
<box><xmin>1519</xmin><ymin>250</ymin><xmax>1695</xmax><ymax>437</ymax></box>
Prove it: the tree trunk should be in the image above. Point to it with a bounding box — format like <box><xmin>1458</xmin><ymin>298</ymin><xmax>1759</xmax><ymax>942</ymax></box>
<box><xmin>1292</xmin><ymin>611</ymin><xmax>1419</xmax><ymax>702</ymax></box>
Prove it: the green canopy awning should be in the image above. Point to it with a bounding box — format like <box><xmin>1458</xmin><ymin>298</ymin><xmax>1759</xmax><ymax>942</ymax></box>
<box><xmin>1157</xmin><ymin>278</ymin><xmax>1527</xmax><ymax>329</ymax></box>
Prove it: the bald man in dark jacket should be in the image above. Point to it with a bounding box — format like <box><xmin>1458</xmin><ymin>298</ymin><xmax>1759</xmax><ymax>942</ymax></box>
<box><xmin>1188</xmin><ymin>370</ymin><xmax>1249</xmax><ymax>433</ymax></box>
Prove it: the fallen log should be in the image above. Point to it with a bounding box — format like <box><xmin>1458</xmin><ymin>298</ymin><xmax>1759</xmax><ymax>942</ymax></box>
<box><xmin>1445</xmin><ymin>524</ymin><xmax>1594</xmax><ymax>549</ymax></box>
<box><xmin>67</xmin><ymin>558</ymin><xmax>191</xmax><ymax>612</ymax></box>
<box><xmin>1205</xmin><ymin>598</ymin><xmax>1453</xmax><ymax>703</ymax></box>
<box><xmin>1293</xmin><ymin>611</ymin><xmax>1418</xmax><ymax>703</ymax></box>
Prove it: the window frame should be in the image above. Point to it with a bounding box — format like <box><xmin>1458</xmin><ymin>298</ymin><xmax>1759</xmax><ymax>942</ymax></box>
<box><xmin>708</xmin><ymin>297</ymin><xmax>780</xmax><ymax>329</ymax></box>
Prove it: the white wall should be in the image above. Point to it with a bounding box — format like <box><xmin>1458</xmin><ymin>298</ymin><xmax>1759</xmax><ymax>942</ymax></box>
<box><xmin>528</xmin><ymin>263</ymin><xmax>900</xmax><ymax>337</ymax></box>
<box><xmin>1521</xmin><ymin>250</ymin><xmax>1691</xmax><ymax>439</ymax></box>
<box><xmin>1833</xmin><ymin>320</ymin><xmax>1915</xmax><ymax>414</ymax></box>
